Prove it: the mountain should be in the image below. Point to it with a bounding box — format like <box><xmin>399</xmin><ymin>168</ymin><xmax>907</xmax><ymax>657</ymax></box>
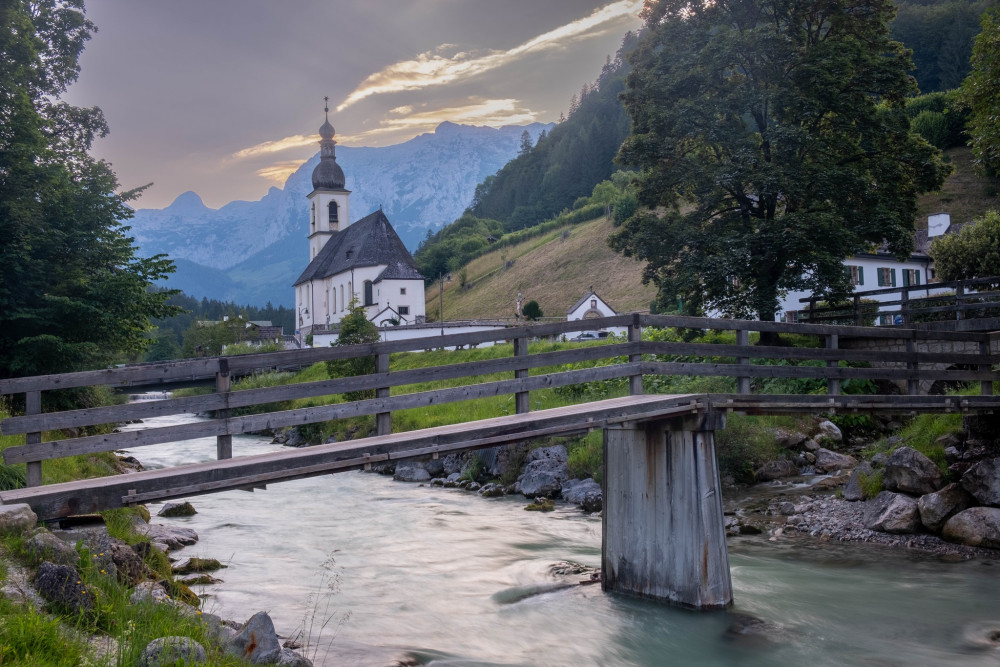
<box><xmin>130</xmin><ymin>122</ymin><xmax>553</xmax><ymax>305</ymax></box>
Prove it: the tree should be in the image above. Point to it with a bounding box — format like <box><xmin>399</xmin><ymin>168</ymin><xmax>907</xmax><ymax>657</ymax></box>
<box><xmin>0</xmin><ymin>0</ymin><xmax>178</xmax><ymax>378</ymax></box>
<box><xmin>325</xmin><ymin>298</ymin><xmax>380</xmax><ymax>401</ymax></box>
<box><xmin>929</xmin><ymin>210</ymin><xmax>1000</xmax><ymax>282</ymax></box>
<box><xmin>610</xmin><ymin>0</ymin><xmax>949</xmax><ymax>325</ymax></box>
<box><xmin>522</xmin><ymin>300</ymin><xmax>543</xmax><ymax>320</ymax></box>
<box><xmin>959</xmin><ymin>5</ymin><xmax>1000</xmax><ymax>176</ymax></box>
<box><xmin>518</xmin><ymin>130</ymin><xmax>533</xmax><ymax>155</ymax></box>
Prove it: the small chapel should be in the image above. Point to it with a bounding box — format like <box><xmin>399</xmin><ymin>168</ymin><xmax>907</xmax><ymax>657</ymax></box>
<box><xmin>293</xmin><ymin>103</ymin><xmax>426</xmax><ymax>337</ymax></box>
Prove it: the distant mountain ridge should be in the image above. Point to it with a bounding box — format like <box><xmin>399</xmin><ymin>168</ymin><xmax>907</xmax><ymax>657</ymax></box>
<box><xmin>130</xmin><ymin>122</ymin><xmax>553</xmax><ymax>305</ymax></box>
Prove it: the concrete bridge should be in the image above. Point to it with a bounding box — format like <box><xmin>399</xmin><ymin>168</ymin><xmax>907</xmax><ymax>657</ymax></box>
<box><xmin>2</xmin><ymin>315</ymin><xmax>998</xmax><ymax>610</ymax></box>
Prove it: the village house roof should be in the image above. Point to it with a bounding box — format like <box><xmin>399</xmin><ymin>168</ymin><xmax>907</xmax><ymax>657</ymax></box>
<box><xmin>293</xmin><ymin>209</ymin><xmax>424</xmax><ymax>286</ymax></box>
<box><xmin>568</xmin><ymin>290</ymin><xmax>617</xmax><ymax>315</ymax></box>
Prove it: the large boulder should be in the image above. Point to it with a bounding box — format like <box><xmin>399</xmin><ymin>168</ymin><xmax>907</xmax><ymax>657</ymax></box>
<box><xmin>135</xmin><ymin>524</ymin><xmax>198</xmax><ymax>551</ymax></box>
<box><xmin>275</xmin><ymin>648</ymin><xmax>314</xmax><ymax>666</ymax></box>
<box><xmin>814</xmin><ymin>448</ymin><xmax>857</xmax><ymax>474</ymax></box>
<box><xmin>816</xmin><ymin>420</ymin><xmax>842</xmax><ymax>443</ymax></box>
<box><xmin>0</xmin><ymin>504</ymin><xmax>37</xmax><ymax>535</ymax></box>
<box><xmin>528</xmin><ymin>445</ymin><xmax>568</xmax><ymax>463</ymax></box>
<box><xmin>774</xmin><ymin>429</ymin><xmax>808</xmax><ymax>450</ymax></box>
<box><xmin>842</xmin><ymin>461</ymin><xmax>874</xmax><ymax>502</ymax></box>
<box><xmin>754</xmin><ymin>459</ymin><xmax>799</xmax><ymax>481</ymax></box>
<box><xmin>942</xmin><ymin>507</ymin><xmax>1000</xmax><ymax>549</ymax></box>
<box><xmin>138</xmin><ymin>636</ymin><xmax>207</xmax><ymax>667</ymax></box>
<box><xmin>918</xmin><ymin>483</ymin><xmax>976</xmax><ymax>533</ymax></box>
<box><xmin>26</xmin><ymin>531</ymin><xmax>78</xmax><ymax>567</ymax></box>
<box><xmin>392</xmin><ymin>462</ymin><xmax>431</xmax><ymax>483</ymax></box>
<box><xmin>562</xmin><ymin>478</ymin><xmax>603</xmax><ymax>512</ymax></box>
<box><xmin>516</xmin><ymin>458</ymin><xmax>570</xmax><ymax>498</ymax></box>
<box><xmin>960</xmin><ymin>457</ymin><xmax>1000</xmax><ymax>506</ymax></box>
<box><xmin>81</xmin><ymin>533</ymin><xmax>148</xmax><ymax>586</ymax></box>
<box><xmin>863</xmin><ymin>491</ymin><xmax>921</xmax><ymax>534</ymax></box>
<box><xmin>228</xmin><ymin>611</ymin><xmax>282</xmax><ymax>664</ymax></box>
<box><xmin>158</xmin><ymin>502</ymin><xmax>197</xmax><ymax>517</ymax></box>
<box><xmin>33</xmin><ymin>561</ymin><xmax>94</xmax><ymax>615</ymax></box>
<box><xmin>883</xmin><ymin>447</ymin><xmax>944</xmax><ymax>496</ymax></box>
<box><xmin>130</xmin><ymin>581</ymin><xmax>172</xmax><ymax>605</ymax></box>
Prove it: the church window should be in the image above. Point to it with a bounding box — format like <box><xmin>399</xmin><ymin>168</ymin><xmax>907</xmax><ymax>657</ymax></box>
<box><xmin>329</xmin><ymin>201</ymin><xmax>339</xmax><ymax>224</ymax></box>
<box><xmin>399</xmin><ymin>306</ymin><xmax>409</xmax><ymax>316</ymax></box>
<box><xmin>591</xmin><ymin>299</ymin><xmax>597</xmax><ymax>309</ymax></box>
<box><xmin>340</xmin><ymin>285</ymin><xmax>344</xmax><ymax>310</ymax></box>
<box><xmin>363</xmin><ymin>280</ymin><xmax>374</xmax><ymax>306</ymax></box>
<box><xmin>311</xmin><ymin>202</ymin><xmax>315</xmax><ymax>230</ymax></box>
<box><xmin>400</xmin><ymin>287</ymin><xmax>406</xmax><ymax>295</ymax></box>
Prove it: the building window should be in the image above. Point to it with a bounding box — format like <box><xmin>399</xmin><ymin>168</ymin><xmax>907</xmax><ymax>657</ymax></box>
<box><xmin>902</xmin><ymin>269</ymin><xmax>920</xmax><ymax>287</ymax></box>
<box><xmin>877</xmin><ymin>267</ymin><xmax>897</xmax><ymax>287</ymax></box>
<box><xmin>785</xmin><ymin>310</ymin><xmax>798</xmax><ymax>323</ymax></box>
<box><xmin>329</xmin><ymin>201</ymin><xmax>338</xmax><ymax>224</ymax></box>
<box><xmin>400</xmin><ymin>287</ymin><xmax>406</xmax><ymax>295</ymax></box>
<box><xmin>846</xmin><ymin>265</ymin><xmax>864</xmax><ymax>286</ymax></box>
<box><xmin>311</xmin><ymin>202</ymin><xmax>315</xmax><ymax>230</ymax></box>
<box><xmin>363</xmin><ymin>280</ymin><xmax>374</xmax><ymax>306</ymax></box>
<box><xmin>399</xmin><ymin>306</ymin><xmax>409</xmax><ymax>316</ymax></box>
<box><xmin>591</xmin><ymin>299</ymin><xmax>597</xmax><ymax>309</ymax></box>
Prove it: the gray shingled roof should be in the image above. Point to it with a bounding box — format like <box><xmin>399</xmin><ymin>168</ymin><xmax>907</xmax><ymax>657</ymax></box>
<box><xmin>293</xmin><ymin>209</ymin><xmax>424</xmax><ymax>286</ymax></box>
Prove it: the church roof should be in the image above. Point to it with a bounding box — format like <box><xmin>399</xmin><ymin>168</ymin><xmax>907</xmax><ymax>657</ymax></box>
<box><xmin>293</xmin><ymin>209</ymin><xmax>424</xmax><ymax>286</ymax></box>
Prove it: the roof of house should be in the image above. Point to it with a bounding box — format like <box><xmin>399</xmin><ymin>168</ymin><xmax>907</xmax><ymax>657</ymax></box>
<box><xmin>567</xmin><ymin>290</ymin><xmax>617</xmax><ymax>315</ymax></box>
<box><xmin>293</xmin><ymin>209</ymin><xmax>424</xmax><ymax>286</ymax></box>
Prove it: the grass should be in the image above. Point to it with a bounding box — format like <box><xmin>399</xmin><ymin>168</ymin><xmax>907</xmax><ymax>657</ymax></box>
<box><xmin>916</xmin><ymin>146</ymin><xmax>1000</xmax><ymax>226</ymax></box>
<box><xmin>715</xmin><ymin>414</ymin><xmax>800</xmax><ymax>484</ymax></box>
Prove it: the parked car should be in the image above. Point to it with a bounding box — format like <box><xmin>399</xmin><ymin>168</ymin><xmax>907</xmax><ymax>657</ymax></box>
<box><xmin>570</xmin><ymin>331</ymin><xmax>607</xmax><ymax>341</ymax></box>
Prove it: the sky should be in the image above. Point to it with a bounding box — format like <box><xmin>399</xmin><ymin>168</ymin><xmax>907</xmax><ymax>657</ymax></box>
<box><xmin>63</xmin><ymin>0</ymin><xmax>644</xmax><ymax>210</ymax></box>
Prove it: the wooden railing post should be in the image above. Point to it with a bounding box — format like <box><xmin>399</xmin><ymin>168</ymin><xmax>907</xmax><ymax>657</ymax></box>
<box><xmin>956</xmin><ymin>282</ymin><xmax>965</xmax><ymax>321</ymax></box>
<box><xmin>514</xmin><ymin>336</ymin><xmax>529</xmax><ymax>414</ymax></box>
<box><xmin>736</xmin><ymin>328</ymin><xmax>750</xmax><ymax>395</ymax></box>
<box><xmin>376</xmin><ymin>352</ymin><xmax>391</xmax><ymax>435</ymax></box>
<box><xmin>25</xmin><ymin>390</ymin><xmax>41</xmax><ymax>487</ymax></box>
<box><xmin>900</xmin><ymin>289</ymin><xmax>910</xmax><ymax>325</ymax></box>
<box><xmin>853</xmin><ymin>295</ymin><xmax>862</xmax><ymax>327</ymax></box>
<box><xmin>906</xmin><ymin>336</ymin><xmax>919</xmax><ymax>396</ymax></box>
<box><xmin>628</xmin><ymin>314</ymin><xmax>643</xmax><ymax>396</ymax></box>
<box><xmin>826</xmin><ymin>334</ymin><xmax>840</xmax><ymax>396</ymax></box>
<box><xmin>216</xmin><ymin>358</ymin><xmax>232</xmax><ymax>460</ymax></box>
<box><xmin>981</xmin><ymin>338</ymin><xmax>993</xmax><ymax>397</ymax></box>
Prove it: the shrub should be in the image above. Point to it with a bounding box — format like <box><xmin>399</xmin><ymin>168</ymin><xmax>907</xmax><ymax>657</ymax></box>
<box><xmin>522</xmin><ymin>300</ymin><xmax>543</xmax><ymax>320</ymax></box>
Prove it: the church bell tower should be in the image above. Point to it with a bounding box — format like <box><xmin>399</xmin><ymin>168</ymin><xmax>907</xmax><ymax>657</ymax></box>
<box><xmin>307</xmin><ymin>98</ymin><xmax>351</xmax><ymax>260</ymax></box>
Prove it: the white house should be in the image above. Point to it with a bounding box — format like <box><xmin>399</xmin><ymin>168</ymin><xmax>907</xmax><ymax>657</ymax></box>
<box><xmin>567</xmin><ymin>288</ymin><xmax>627</xmax><ymax>337</ymax></box>
<box><xmin>293</xmin><ymin>106</ymin><xmax>425</xmax><ymax>336</ymax></box>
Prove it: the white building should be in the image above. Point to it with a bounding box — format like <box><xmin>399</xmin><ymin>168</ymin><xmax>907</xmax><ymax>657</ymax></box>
<box><xmin>293</xmin><ymin>106</ymin><xmax>425</xmax><ymax>336</ymax></box>
<box><xmin>566</xmin><ymin>288</ymin><xmax>627</xmax><ymax>337</ymax></box>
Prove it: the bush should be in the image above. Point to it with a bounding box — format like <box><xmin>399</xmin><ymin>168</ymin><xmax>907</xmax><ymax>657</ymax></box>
<box><xmin>522</xmin><ymin>300</ymin><xmax>543</xmax><ymax>320</ymax></box>
<box><xmin>714</xmin><ymin>415</ymin><xmax>786</xmax><ymax>484</ymax></box>
<box><xmin>567</xmin><ymin>431</ymin><xmax>603</xmax><ymax>483</ymax></box>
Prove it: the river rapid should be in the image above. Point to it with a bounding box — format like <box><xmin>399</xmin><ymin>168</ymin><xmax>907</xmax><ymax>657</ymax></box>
<box><xmin>121</xmin><ymin>412</ymin><xmax>1000</xmax><ymax>666</ymax></box>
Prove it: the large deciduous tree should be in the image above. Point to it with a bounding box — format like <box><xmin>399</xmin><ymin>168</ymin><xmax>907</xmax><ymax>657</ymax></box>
<box><xmin>959</xmin><ymin>5</ymin><xmax>1000</xmax><ymax>176</ymax></box>
<box><xmin>610</xmin><ymin>0</ymin><xmax>949</xmax><ymax>323</ymax></box>
<box><xmin>0</xmin><ymin>0</ymin><xmax>177</xmax><ymax>378</ymax></box>
<box><xmin>929</xmin><ymin>210</ymin><xmax>1000</xmax><ymax>282</ymax></box>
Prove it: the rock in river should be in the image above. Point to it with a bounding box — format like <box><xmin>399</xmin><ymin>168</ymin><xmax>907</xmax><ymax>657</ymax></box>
<box><xmin>942</xmin><ymin>507</ymin><xmax>1000</xmax><ymax>549</ymax></box>
<box><xmin>884</xmin><ymin>446</ymin><xmax>944</xmax><ymax>496</ymax></box>
<box><xmin>863</xmin><ymin>491</ymin><xmax>920</xmax><ymax>534</ymax></box>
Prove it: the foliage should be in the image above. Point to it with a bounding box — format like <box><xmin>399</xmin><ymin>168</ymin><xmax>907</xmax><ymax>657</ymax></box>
<box><xmin>521</xmin><ymin>300</ymin><xmax>543</xmax><ymax>320</ymax></box>
<box><xmin>715</xmin><ymin>415</ymin><xmax>788</xmax><ymax>484</ymax></box>
<box><xmin>0</xmin><ymin>0</ymin><xmax>180</xmax><ymax>378</ymax></box>
<box><xmin>567</xmin><ymin>431</ymin><xmax>603</xmax><ymax>483</ymax></box>
<box><xmin>857</xmin><ymin>469</ymin><xmax>885</xmax><ymax>499</ymax></box>
<box><xmin>467</xmin><ymin>32</ymin><xmax>639</xmax><ymax>230</ymax></box>
<box><xmin>891</xmin><ymin>0</ymin><xmax>995</xmax><ymax>93</ymax></box>
<box><xmin>960</xmin><ymin>5</ymin><xmax>1000</xmax><ymax>175</ymax></box>
<box><xmin>610</xmin><ymin>0</ymin><xmax>950</xmax><ymax>322</ymax></box>
<box><xmin>0</xmin><ymin>595</ymin><xmax>90</xmax><ymax>666</ymax></box>
<box><xmin>414</xmin><ymin>213</ymin><xmax>505</xmax><ymax>281</ymax></box>
<box><xmin>929</xmin><ymin>209</ymin><xmax>1000</xmax><ymax>281</ymax></box>
<box><xmin>325</xmin><ymin>299</ymin><xmax>380</xmax><ymax>402</ymax></box>
<box><xmin>905</xmin><ymin>91</ymin><xmax>969</xmax><ymax>150</ymax></box>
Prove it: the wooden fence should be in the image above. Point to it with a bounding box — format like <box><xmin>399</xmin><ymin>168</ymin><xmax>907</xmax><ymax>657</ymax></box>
<box><xmin>1</xmin><ymin>315</ymin><xmax>997</xmax><ymax>489</ymax></box>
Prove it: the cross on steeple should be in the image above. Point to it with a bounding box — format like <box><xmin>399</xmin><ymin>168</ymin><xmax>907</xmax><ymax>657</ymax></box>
<box><xmin>324</xmin><ymin>96</ymin><xmax>329</xmax><ymax>118</ymax></box>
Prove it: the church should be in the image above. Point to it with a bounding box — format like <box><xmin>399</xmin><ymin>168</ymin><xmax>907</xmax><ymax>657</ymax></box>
<box><xmin>294</xmin><ymin>105</ymin><xmax>426</xmax><ymax>337</ymax></box>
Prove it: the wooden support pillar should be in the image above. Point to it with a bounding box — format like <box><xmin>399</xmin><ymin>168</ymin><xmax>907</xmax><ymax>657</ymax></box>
<box><xmin>215</xmin><ymin>359</ymin><xmax>232</xmax><ymax>460</ymax></box>
<box><xmin>628</xmin><ymin>314</ymin><xmax>643</xmax><ymax>396</ymax></box>
<box><xmin>376</xmin><ymin>352</ymin><xmax>391</xmax><ymax>435</ymax></box>
<box><xmin>853</xmin><ymin>294</ymin><xmax>862</xmax><ymax>327</ymax></box>
<box><xmin>736</xmin><ymin>329</ymin><xmax>750</xmax><ymax>395</ymax></box>
<box><xmin>826</xmin><ymin>334</ymin><xmax>840</xmax><ymax>396</ymax></box>
<box><xmin>514</xmin><ymin>336</ymin><xmax>529</xmax><ymax>414</ymax></box>
<box><xmin>602</xmin><ymin>412</ymin><xmax>732</xmax><ymax>609</ymax></box>
<box><xmin>25</xmin><ymin>390</ymin><xmax>42</xmax><ymax>487</ymax></box>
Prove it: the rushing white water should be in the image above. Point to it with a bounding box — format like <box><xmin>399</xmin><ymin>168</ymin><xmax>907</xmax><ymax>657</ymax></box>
<box><xmin>121</xmin><ymin>412</ymin><xmax>1000</xmax><ymax>666</ymax></box>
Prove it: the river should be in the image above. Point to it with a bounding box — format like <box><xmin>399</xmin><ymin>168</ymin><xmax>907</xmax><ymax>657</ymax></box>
<box><xmin>120</xmin><ymin>412</ymin><xmax>1000</xmax><ymax>666</ymax></box>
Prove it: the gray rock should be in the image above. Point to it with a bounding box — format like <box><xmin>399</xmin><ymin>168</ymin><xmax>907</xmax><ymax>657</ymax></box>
<box><xmin>562</xmin><ymin>478</ymin><xmax>603</xmax><ymax>512</ymax></box>
<box><xmin>135</xmin><ymin>524</ymin><xmax>198</xmax><ymax>551</ymax></box>
<box><xmin>871</xmin><ymin>452</ymin><xmax>889</xmax><ymax>467</ymax></box>
<box><xmin>429</xmin><ymin>477</ymin><xmax>445</xmax><ymax>486</ymax></box>
<box><xmin>228</xmin><ymin>611</ymin><xmax>282</xmax><ymax>664</ymax></box>
<box><xmin>276</xmin><ymin>648</ymin><xmax>314</xmax><ymax>666</ymax></box>
<box><xmin>775</xmin><ymin>429</ymin><xmax>808</xmax><ymax>450</ymax></box>
<box><xmin>918</xmin><ymin>483</ymin><xmax>976</xmax><ymax>533</ymax></box>
<box><xmin>802</xmin><ymin>439</ymin><xmax>820</xmax><ymax>452</ymax></box>
<box><xmin>942</xmin><ymin>507</ymin><xmax>1000</xmax><ymax>549</ymax></box>
<box><xmin>944</xmin><ymin>446</ymin><xmax>962</xmax><ymax>464</ymax></box>
<box><xmin>842</xmin><ymin>461</ymin><xmax>874</xmax><ymax>502</ymax></box>
<box><xmin>863</xmin><ymin>491</ymin><xmax>921</xmax><ymax>534</ymax></box>
<box><xmin>754</xmin><ymin>459</ymin><xmax>799</xmax><ymax>481</ymax></box>
<box><xmin>803</xmin><ymin>452</ymin><xmax>816</xmax><ymax>464</ymax></box>
<box><xmin>517</xmin><ymin>458</ymin><xmax>570</xmax><ymax>498</ymax></box>
<box><xmin>27</xmin><ymin>531</ymin><xmax>78</xmax><ymax>567</ymax></box>
<box><xmin>478</xmin><ymin>482</ymin><xmax>505</xmax><ymax>498</ymax></box>
<box><xmin>816</xmin><ymin>420</ymin><xmax>842</xmax><ymax>443</ymax></box>
<box><xmin>130</xmin><ymin>581</ymin><xmax>172</xmax><ymax>605</ymax></box>
<box><xmin>393</xmin><ymin>463</ymin><xmax>431</xmax><ymax>482</ymax></box>
<box><xmin>0</xmin><ymin>504</ymin><xmax>37</xmax><ymax>535</ymax></box>
<box><xmin>33</xmin><ymin>561</ymin><xmax>94</xmax><ymax>615</ymax></box>
<box><xmin>139</xmin><ymin>636</ymin><xmax>207</xmax><ymax>666</ymax></box>
<box><xmin>883</xmin><ymin>446</ymin><xmax>944</xmax><ymax>496</ymax></box>
<box><xmin>528</xmin><ymin>445</ymin><xmax>568</xmax><ymax>463</ymax></box>
<box><xmin>158</xmin><ymin>502</ymin><xmax>197</xmax><ymax>517</ymax></box>
<box><xmin>814</xmin><ymin>448</ymin><xmax>857</xmax><ymax>474</ymax></box>
<box><xmin>778</xmin><ymin>501</ymin><xmax>796</xmax><ymax>515</ymax></box>
<box><xmin>423</xmin><ymin>457</ymin><xmax>445</xmax><ymax>478</ymax></box>
<box><xmin>961</xmin><ymin>457</ymin><xmax>1000</xmax><ymax>507</ymax></box>
<box><xmin>441</xmin><ymin>454</ymin><xmax>464</xmax><ymax>476</ymax></box>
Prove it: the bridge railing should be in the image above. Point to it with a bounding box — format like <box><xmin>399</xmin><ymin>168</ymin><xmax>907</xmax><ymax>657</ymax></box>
<box><xmin>1</xmin><ymin>315</ymin><xmax>997</xmax><ymax>487</ymax></box>
<box><xmin>797</xmin><ymin>276</ymin><xmax>1000</xmax><ymax>328</ymax></box>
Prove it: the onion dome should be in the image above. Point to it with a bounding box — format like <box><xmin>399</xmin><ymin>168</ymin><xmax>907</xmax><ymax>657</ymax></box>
<box><xmin>312</xmin><ymin>97</ymin><xmax>345</xmax><ymax>190</ymax></box>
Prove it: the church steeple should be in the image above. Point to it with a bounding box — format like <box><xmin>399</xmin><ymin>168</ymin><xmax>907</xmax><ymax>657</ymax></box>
<box><xmin>307</xmin><ymin>98</ymin><xmax>351</xmax><ymax>260</ymax></box>
<box><xmin>312</xmin><ymin>97</ymin><xmax>345</xmax><ymax>190</ymax></box>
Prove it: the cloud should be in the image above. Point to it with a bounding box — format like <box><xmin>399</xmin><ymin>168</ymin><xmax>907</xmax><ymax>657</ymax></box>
<box><xmin>256</xmin><ymin>159</ymin><xmax>308</xmax><ymax>185</ymax></box>
<box><xmin>343</xmin><ymin>98</ymin><xmax>539</xmax><ymax>144</ymax></box>
<box><xmin>336</xmin><ymin>0</ymin><xmax>642</xmax><ymax>111</ymax></box>
<box><xmin>233</xmin><ymin>134</ymin><xmax>316</xmax><ymax>159</ymax></box>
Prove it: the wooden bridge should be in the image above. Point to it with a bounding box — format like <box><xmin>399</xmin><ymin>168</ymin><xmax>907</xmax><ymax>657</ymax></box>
<box><xmin>2</xmin><ymin>315</ymin><xmax>998</xmax><ymax>609</ymax></box>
